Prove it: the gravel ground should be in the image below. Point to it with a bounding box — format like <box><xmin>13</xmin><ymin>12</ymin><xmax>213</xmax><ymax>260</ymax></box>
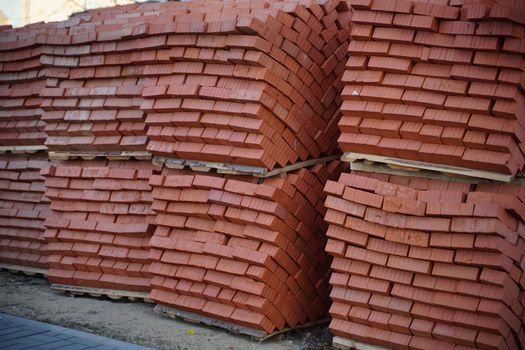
<box><xmin>0</xmin><ymin>271</ymin><xmax>334</xmax><ymax>350</ymax></box>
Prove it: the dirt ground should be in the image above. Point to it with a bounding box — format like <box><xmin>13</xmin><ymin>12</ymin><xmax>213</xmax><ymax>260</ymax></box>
<box><xmin>0</xmin><ymin>271</ymin><xmax>334</xmax><ymax>350</ymax></box>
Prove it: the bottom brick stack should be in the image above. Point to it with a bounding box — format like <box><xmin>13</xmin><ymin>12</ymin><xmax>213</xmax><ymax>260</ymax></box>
<box><xmin>43</xmin><ymin>159</ymin><xmax>156</xmax><ymax>292</ymax></box>
<box><xmin>0</xmin><ymin>153</ymin><xmax>49</xmax><ymax>269</ymax></box>
<box><xmin>324</xmin><ymin>170</ymin><xmax>525</xmax><ymax>349</ymax></box>
<box><xmin>148</xmin><ymin>161</ymin><xmax>344</xmax><ymax>334</ymax></box>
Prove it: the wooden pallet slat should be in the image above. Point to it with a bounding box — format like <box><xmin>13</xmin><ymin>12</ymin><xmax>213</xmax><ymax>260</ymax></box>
<box><xmin>0</xmin><ymin>263</ymin><xmax>47</xmax><ymax>277</ymax></box>
<box><xmin>333</xmin><ymin>336</ymin><xmax>389</xmax><ymax>350</ymax></box>
<box><xmin>350</xmin><ymin>160</ymin><xmax>490</xmax><ymax>184</ymax></box>
<box><xmin>50</xmin><ymin>284</ymin><xmax>153</xmax><ymax>303</ymax></box>
<box><xmin>154</xmin><ymin>304</ymin><xmax>329</xmax><ymax>342</ymax></box>
<box><xmin>0</xmin><ymin>145</ymin><xmax>48</xmax><ymax>154</ymax></box>
<box><xmin>48</xmin><ymin>151</ymin><xmax>152</xmax><ymax>161</ymax></box>
<box><xmin>342</xmin><ymin>152</ymin><xmax>513</xmax><ymax>183</ymax></box>
<box><xmin>155</xmin><ymin>304</ymin><xmax>267</xmax><ymax>339</ymax></box>
<box><xmin>153</xmin><ymin>155</ymin><xmax>339</xmax><ymax>177</ymax></box>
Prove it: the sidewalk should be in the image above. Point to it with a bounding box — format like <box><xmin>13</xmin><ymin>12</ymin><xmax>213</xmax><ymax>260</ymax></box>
<box><xmin>0</xmin><ymin>313</ymin><xmax>152</xmax><ymax>350</ymax></box>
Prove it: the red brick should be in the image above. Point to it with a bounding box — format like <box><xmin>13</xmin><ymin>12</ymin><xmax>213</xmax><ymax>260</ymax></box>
<box><xmin>432</xmin><ymin>262</ymin><xmax>479</xmax><ymax>281</ymax></box>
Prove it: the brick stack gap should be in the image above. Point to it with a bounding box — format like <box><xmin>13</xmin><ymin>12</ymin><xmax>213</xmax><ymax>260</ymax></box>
<box><xmin>0</xmin><ymin>22</ymin><xmax>54</xmax><ymax>273</ymax></box>
<box><xmin>339</xmin><ymin>0</ymin><xmax>525</xmax><ymax>175</ymax></box>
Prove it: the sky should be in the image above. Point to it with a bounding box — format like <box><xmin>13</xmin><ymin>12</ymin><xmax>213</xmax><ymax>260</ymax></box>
<box><xmin>0</xmin><ymin>0</ymin><xmax>153</xmax><ymax>27</ymax></box>
<box><xmin>0</xmin><ymin>0</ymin><xmax>22</xmax><ymax>27</ymax></box>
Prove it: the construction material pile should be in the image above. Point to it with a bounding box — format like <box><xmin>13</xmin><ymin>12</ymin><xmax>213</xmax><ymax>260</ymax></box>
<box><xmin>34</xmin><ymin>13</ymin><xmax>150</xmax><ymax>153</ymax></box>
<box><xmin>0</xmin><ymin>23</ymin><xmax>53</xmax><ymax>270</ymax></box>
<box><xmin>2</xmin><ymin>0</ymin><xmax>525</xmax><ymax>347</ymax></box>
<box><xmin>324</xmin><ymin>170</ymin><xmax>525</xmax><ymax>349</ymax></box>
<box><xmin>339</xmin><ymin>0</ymin><xmax>525</xmax><ymax>175</ymax></box>
<box><xmin>149</xmin><ymin>161</ymin><xmax>343</xmax><ymax>334</ymax></box>
<box><xmin>43</xmin><ymin>160</ymin><xmax>155</xmax><ymax>292</ymax></box>
<box><xmin>133</xmin><ymin>0</ymin><xmax>350</xmax><ymax>168</ymax></box>
<box><xmin>328</xmin><ymin>0</ymin><xmax>525</xmax><ymax>347</ymax></box>
<box><xmin>29</xmin><ymin>0</ymin><xmax>351</xmax><ymax>165</ymax></box>
<box><xmin>0</xmin><ymin>153</ymin><xmax>49</xmax><ymax>269</ymax></box>
<box><xmin>7</xmin><ymin>1</ymin><xmax>355</xmax><ymax>327</ymax></box>
<box><xmin>22</xmin><ymin>0</ymin><xmax>353</xmax><ymax>330</ymax></box>
<box><xmin>0</xmin><ymin>22</ymin><xmax>51</xmax><ymax>147</ymax></box>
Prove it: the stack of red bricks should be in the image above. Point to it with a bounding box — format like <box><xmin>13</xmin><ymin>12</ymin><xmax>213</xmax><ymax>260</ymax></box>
<box><xmin>129</xmin><ymin>0</ymin><xmax>354</xmax><ymax>334</ymax></box>
<box><xmin>326</xmin><ymin>0</ymin><xmax>525</xmax><ymax>348</ymax></box>
<box><xmin>0</xmin><ymin>22</ymin><xmax>52</xmax><ymax>147</ymax></box>
<box><xmin>339</xmin><ymin>0</ymin><xmax>525</xmax><ymax>175</ymax></box>
<box><xmin>324</xmin><ymin>170</ymin><xmax>525</xmax><ymax>349</ymax></box>
<box><xmin>0</xmin><ymin>1</ymin><xmax>355</xmax><ymax>318</ymax></box>
<box><xmin>34</xmin><ymin>0</ymin><xmax>351</xmax><ymax>164</ymax></box>
<box><xmin>149</xmin><ymin>161</ymin><xmax>344</xmax><ymax>334</ymax></box>
<box><xmin>136</xmin><ymin>0</ymin><xmax>350</xmax><ymax>168</ymax></box>
<box><xmin>43</xmin><ymin>160</ymin><xmax>155</xmax><ymax>292</ymax></box>
<box><xmin>0</xmin><ymin>154</ymin><xmax>49</xmax><ymax>269</ymax></box>
<box><xmin>35</xmin><ymin>7</ymin><xmax>151</xmax><ymax>152</ymax></box>
<box><xmin>0</xmin><ymin>23</ymin><xmax>54</xmax><ymax>270</ymax></box>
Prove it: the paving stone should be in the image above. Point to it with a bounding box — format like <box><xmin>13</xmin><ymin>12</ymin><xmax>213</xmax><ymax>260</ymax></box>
<box><xmin>0</xmin><ymin>313</ymin><xmax>152</xmax><ymax>350</ymax></box>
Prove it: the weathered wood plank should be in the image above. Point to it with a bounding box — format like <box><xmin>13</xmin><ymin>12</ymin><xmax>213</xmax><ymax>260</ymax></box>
<box><xmin>51</xmin><ymin>284</ymin><xmax>153</xmax><ymax>303</ymax></box>
<box><xmin>342</xmin><ymin>152</ymin><xmax>513</xmax><ymax>182</ymax></box>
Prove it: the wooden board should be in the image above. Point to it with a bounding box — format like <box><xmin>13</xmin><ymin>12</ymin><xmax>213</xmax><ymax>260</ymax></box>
<box><xmin>333</xmin><ymin>336</ymin><xmax>389</xmax><ymax>350</ymax></box>
<box><xmin>351</xmin><ymin>159</ymin><xmax>525</xmax><ymax>189</ymax></box>
<box><xmin>351</xmin><ymin>161</ymin><xmax>491</xmax><ymax>184</ymax></box>
<box><xmin>51</xmin><ymin>284</ymin><xmax>153</xmax><ymax>303</ymax></box>
<box><xmin>342</xmin><ymin>152</ymin><xmax>513</xmax><ymax>183</ymax></box>
<box><xmin>48</xmin><ymin>151</ymin><xmax>151</xmax><ymax>161</ymax></box>
<box><xmin>0</xmin><ymin>145</ymin><xmax>48</xmax><ymax>154</ymax></box>
<box><xmin>153</xmin><ymin>155</ymin><xmax>339</xmax><ymax>178</ymax></box>
<box><xmin>0</xmin><ymin>263</ymin><xmax>47</xmax><ymax>277</ymax></box>
<box><xmin>154</xmin><ymin>304</ymin><xmax>329</xmax><ymax>342</ymax></box>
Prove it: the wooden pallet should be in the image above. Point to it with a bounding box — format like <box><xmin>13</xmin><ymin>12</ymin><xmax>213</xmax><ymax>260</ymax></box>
<box><xmin>342</xmin><ymin>152</ymin><xmax>513</xmax><ymax>183</ymax></box>
<box><xmin>153</xmin><ymin>155</ymin><xmax>339</xmax><ymax>177</ymax></box>
<box><xmin>154</xmin><ymin>304</ymin><xmax>329</xmax><ymax>341</ymax></box>
<box><xmin>48</xmin><ymin>151</ymin><xmax>151</xmax><ymax>161</ymax></box>
<box><xmin>350</xmin><ymin>160</ymin><xmax>493</xmax><ymax>184</ymax></box>
<box><xmin>333</xmin><ymin>336</ymin><xmax>389</xmax><ymax>350</ymax></box>
<box><xmin>0</xmin><ymin>263</ymin><xmax>47</xmax><ymax>277</ymax></box>
<box><xmin>0</xmin><ymin>145</ymin><xmax>48</xmax><ymax>154</ymax></box>
<box><xmin>51</xmin><ymin>284</ymin><xmax>153</xmax><ymax>303</ymax></box>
